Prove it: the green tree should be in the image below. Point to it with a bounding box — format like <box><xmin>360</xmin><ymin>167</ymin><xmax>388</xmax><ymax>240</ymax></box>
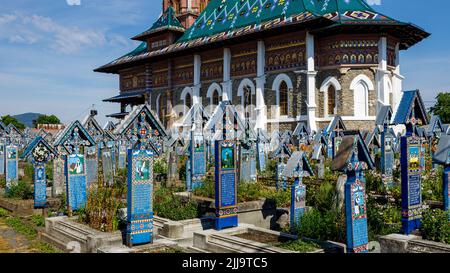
<box><xmin>430</xmin><ymin>92</ymin><xmax>450</xmax><ymax>123</ymax></box>
<box><xmin>1</xmin><ymin>115</ymin><xmax>25</xmax><ymax>130</ymax></box>
<box><xmin>33</xmin><ymin>115</ymin><xmax>61</xmax><ymax>128</ymax></box>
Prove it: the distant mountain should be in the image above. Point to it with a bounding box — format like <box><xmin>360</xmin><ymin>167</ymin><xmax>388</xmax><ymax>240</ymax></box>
<box><xmin>13</xmin><ymin>113</ymin><xmax>43</xmax><ymax>128</ymax></box>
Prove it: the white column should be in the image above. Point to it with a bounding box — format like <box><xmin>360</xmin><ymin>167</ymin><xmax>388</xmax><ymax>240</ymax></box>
<box><xmin>376</xmin><ymin>37</ymin><xmax>390</xmax><ymax>111</ymax></box>
<box><xmin>193</xmin><ymin>54</ymin><xmax>201</xmax><ymax>105</ymax></box>
<box><xmin>306</xmin><ymin>32</ymin><xmax>317</xmax><ymax>132</ymax></box>
<box><xmin>255</xmin><ymin>40</ymin><xmax>267</xmax><ymax>131</ymax></box>
<box><xmin>392</xmin><ymin>42</ymin><xmax>404</xmax><ymax>114</ymax></box>
<box><xmin>221</xmin><ymin>48</ymin><xmax>232</xmax><ymax>102</ymax></box>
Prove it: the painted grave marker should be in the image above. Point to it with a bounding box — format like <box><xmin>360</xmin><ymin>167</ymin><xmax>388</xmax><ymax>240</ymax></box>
<box><xmin>215</xmin><ymin>140</ymin><xmax>238</xmax><ymax>230</ymax></box>
<box><xmin>113</xmin><ymin>105</ymin><xmax>167</xmax><ymax>246</ymax></box>
<box><xmin>332</xmin><ymin>133</ymin><xmax>374</xmax><ymax>253</ymax></box>
<box><xmin>5</xmin><ymin>145</ymin><xmax>19</xmax><ymax>190</ymax></box>
<box><xmin>127</xmin><ymin>149</ymin><xmax>154</xmax><ymax>245</ymax></box>
<box><xmin>281</xmin><ymin>151</ymin><xmax>314</xmax><ymax>230</ymax></box>
<box><xmin>21</xmin><ymin>137</ymin><xmax>58</xmax><ymax>208</ymax></box>
<box><xmin>53</xmin><ymin>121</ymin><xmax>96</xmax><ymax>212</ymax></box>
<box><xmin>191</xmin><ymin>130</ymin><xmax>206</xmax><ymax>190</ymax></box>
<box><xmin>392</xmin><ymin>90</ymin><xmax>429</xmax><ymax>235</ymax></box>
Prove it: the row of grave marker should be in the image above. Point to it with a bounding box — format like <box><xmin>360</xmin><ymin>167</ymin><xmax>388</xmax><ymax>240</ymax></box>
<box><xmin>2</xmin><ymin>89</ymin><xmax>449</xmax><ymax>251</ymax></box>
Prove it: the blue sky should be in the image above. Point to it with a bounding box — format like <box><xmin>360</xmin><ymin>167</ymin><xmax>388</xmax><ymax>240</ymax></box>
<box><xmin>0</xmin><ymin>0</ymin><xmax>448</xmax><ymax>126</ymax></box>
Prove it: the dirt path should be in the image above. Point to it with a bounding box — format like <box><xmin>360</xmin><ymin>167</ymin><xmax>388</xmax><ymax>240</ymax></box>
<box><xmin>0</xmin><ymin>219</ymin><xmax>33</xmax><ymax>253</ymax></box>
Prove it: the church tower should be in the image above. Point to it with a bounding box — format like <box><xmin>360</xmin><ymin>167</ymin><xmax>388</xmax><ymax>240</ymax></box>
<box><xmin>163</xmin><ymin>0</ymin><xmax>210</xmax><ymax>29</ymax></box>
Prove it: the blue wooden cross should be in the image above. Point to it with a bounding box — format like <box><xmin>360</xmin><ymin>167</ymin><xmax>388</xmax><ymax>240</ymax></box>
<box><xmin>281</xmin><ymin>151</ymin><xmax>314</xmax><ymax>231</ymax></box>
<box><xmin>22</xmin><ymin>137</ymin><xmax>58</xmax><ymax>208</ymax></box>
<box><xmin>332</xmin><ymin>133</ymin><xmax>374</xmax><ymax>253</ymax></box>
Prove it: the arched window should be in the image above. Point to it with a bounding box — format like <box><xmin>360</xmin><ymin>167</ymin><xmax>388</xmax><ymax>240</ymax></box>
<box><xmin>243</xmin><ymin>85</ymin><xmax>253</xmax><ymax>120</ymax></box>
<box><xmin>279</xmin><ymin>81</ymin><xmax>288</xmax><ymax>116</ymax></box>
<box><xmin>354</xmin><ymin>81</ymin><xmax>369</xmax><ymax>117</ymax></box>
<box><xmin>212</xmin><ymin>90</ymin><xmax>219</xmax><ymax>106</ymax></box>
<box><xmin>350</xmin><ymin>74</ymin><xmax>374</xmax><ymax>118</ymax></box>
<box><xmin>185</xmin><ymin>92</ymin><xmax>192</xmax><ymax>110</ymax></box>
<box><xmin>327</xmin><ymin>85</ymin><xmax>336</xmax><ymax>116</ymax></box>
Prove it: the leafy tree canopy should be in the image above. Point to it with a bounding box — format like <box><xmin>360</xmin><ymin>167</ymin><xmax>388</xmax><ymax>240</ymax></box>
<box><xmin>1</xmin><ymin>115</ymin><xmax>25</xmax><ymax>130</ymax></box>
<box><xmin>33</xmin><ymin>115</ymin><xmax>61</xmax><ymax>128</ymax></box>
<box><xmin>430</xmin><ymin>92</ymin><xmax>450</xmax><ymax>124</ymax></box>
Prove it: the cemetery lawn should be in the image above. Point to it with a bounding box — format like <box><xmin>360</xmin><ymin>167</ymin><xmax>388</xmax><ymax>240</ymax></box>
<box><xmin>0</xmin><ymin>208</ymin><xmax>60</xmax><ymax>253</ymax></box>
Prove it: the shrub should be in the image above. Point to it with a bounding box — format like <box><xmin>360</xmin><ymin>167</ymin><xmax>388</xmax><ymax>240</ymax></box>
<box><xmin>366</xmin><ymin>197</ymin><xmax>401</xmax><ymax>240</ymax></box>
<box><xmin>259</xmin><ymin>159</ymin><xmax>277</xmax><ymax>178</ymax></box>
<box><xmin>306</xmin><ymin>182</ymin><xmax>336</xmax><ymax>213</ymax></box>
<box><xmin>422</xmin><ymin>166</ymin><xmax>443</xmax><ymax>202</ymax></box>
<box><xmin>5</xmin><ymin>180</ymin><xmax>34</xmax><ymax>200</ymax></box>
<box><xmin>193</xmin><ymin>178</ymin><xmax>215</xmax><ymax>199</ymax></box>
<box><xmin>24</xmin><ymin>163</ymin><xmax>34</xmax><ymax>181</ymax></box>
<box><xmin>113</xmin><ymin>168</ymin><xmax>128</xmax><ymax>196</ymax></box>
<box><xmin>0</xmin><ymin>208</ymin><xmax>9</xmax><ymax>217</ymax></box>
<box><xmin>154</xmin><ymin>155</ymin><xmax>168</xmax><ymax>175</ymax></box>
<box><xmin>294</xmin><ymin>208</ymin><xmax>346</xmax><ymax>243</ymax></box>
<box><xmin>31</xmin><ymin>215</ymin><xmax>45</xmax><ymax>227</ymax></box>
<box><xmin>78</xmin><ymin>159</ymin><xmax>122</xmax><ymax>232</ymax></box>
<box><xmin>421</xmin><ymin>209</ymin><xmax>450</xmax><ymax>244</ymax></box>
<box><xmin>154</xmin><ymin>187</ymin><xmax>199</xmax><ymax>221</ymax></box>
<box><xmin>365</xmin><ymin>171</ymin><xmax>385</xmax><ymax>194</ymax></box>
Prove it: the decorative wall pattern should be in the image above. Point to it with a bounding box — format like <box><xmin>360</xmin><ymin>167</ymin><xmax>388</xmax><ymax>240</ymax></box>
<box><xmin>266</xmin><ymin>33</ymin><xmax>306</xmax><ymax>72</ymax></box>
<box><xmin>318</xmin><ymin>37</ymin><xmax>379</xmax><ymax>67</ymax></box>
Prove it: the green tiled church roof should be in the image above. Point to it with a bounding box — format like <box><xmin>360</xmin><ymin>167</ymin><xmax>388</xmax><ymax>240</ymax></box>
<box><xmin>179</xmin><ymin>0</ymin><xmax>317</xmax><ymax>42</ymax></box>
<box><xmin>95</xmin><ymin>0</ymin><xmax>429</xmax><ymax>73</ymax></box>
<box><xmin>133</xmin><ymin>6</ymin><xmax>185</xmax><ymax>41</ymax></box>
<box><xmin>179</xmin><ymin>0</ymin><xmax>404</xmax><ymax>42</ymax></box>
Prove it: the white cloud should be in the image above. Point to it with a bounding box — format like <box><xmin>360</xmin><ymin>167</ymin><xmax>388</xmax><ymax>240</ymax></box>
<box><xmin>0</xmin><ymin>12</ymin><xmax>130</xmax><ymax>54</ymax></box>
<box><xmin>366</xmin><ymin>0</ymin><xmax>382</xmax><ymax>5</ymax></box>
<box><xmin>66</xmin><ymin>0</ymin><xmax>81</xmax><ymax>6</ymax></box>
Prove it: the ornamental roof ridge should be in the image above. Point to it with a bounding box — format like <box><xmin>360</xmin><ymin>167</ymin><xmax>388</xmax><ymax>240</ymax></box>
<box><xmin>132</xmin><ymin>6</ymin><xmax>185</xmax><ymax>41</ymax></box>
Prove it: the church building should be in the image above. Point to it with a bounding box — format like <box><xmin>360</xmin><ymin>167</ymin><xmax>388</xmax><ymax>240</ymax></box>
<box><xmin>95</xmin><ymin>0</ymin><xmax>429</xmax><ymax>133</ymax></box>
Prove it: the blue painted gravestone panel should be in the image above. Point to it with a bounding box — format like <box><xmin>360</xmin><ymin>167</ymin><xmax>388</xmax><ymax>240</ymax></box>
<box><xmin>191</xmin><ymin>140</ymin><xmax>206</xmax><ymax>190</ymax></box>
<box><xmin>290</xmin><ymin>183</ymin><xmax>306</xmax><ymax>229</ymax></box>
<box><xmin>66</xmin><ymin>154</ymin><xmax>87</xmax><ymax>211</ymax></box>
<box><xmin>276</xmin><ymin>163</ymin><xmax>287</xmax><ymax>190</ymax></box>
<box><xmin>401</xmin><ymin>137</ymin><xmax>423</xmax><ymax>234</ymax></box>
<box><xmin>34</xmin><ymin>165</ymin><xmax>47</xmax><ymax>208</ymax></box>
<box><xmin>257</xmin><ymin>143</ymin><xmax>266</xmax><ymax>172</ymax></box>
<box><xmin>185</xmin><ymin>157</ymin><xmax>192</xmax><ymax>191</ymax></box>
<box><xmin>346</xmin><ymin>179</ymin><xmax>369</xmax><ymax>253</ymax></box>
<box><xmin>118</xmin><ymin>144</ymin><xmax>127</xmax><ymax>169</ymax></box>
<box><xmin>6</xmin><ymin>146</ymin><xmax>18</xmax><ymax>189</ymax></box>
<box><xmin>327</xmin><ymin>142</ymin><xmax>333</xmax><ymax>158</ymax></box>
<box><xmin>127</xmin><ymin>149</ymin><xmax>154</xmax><ymax>246</ymax></box>
<box><xmin>0</xmin><ymin>143</ymin><xmax>4</xmax><ymax>175</ymax></box>
<box><xmin>215</xmin><ymin>141</ymin><xmax>238</xmax><ymax>230</ymax></box>
<box><xmin>381</xmin><ymin>131</ymin><xmax>395</xmax><ymax>187</ymax></box>
<box><xmin>86</xmin><ymin>147</ymin><xmax>98</xmax><ymax>187</ymax></box>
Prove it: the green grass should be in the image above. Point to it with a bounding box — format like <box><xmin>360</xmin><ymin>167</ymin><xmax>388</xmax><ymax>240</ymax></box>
<box><xmin>2</xmin><ymin>215</ymin><xmax>60</xmax><ymax>253</ymax></box>
<box><xmin>0</xmin><ymin>208</ymin><xmax>9</xmax><ymax>218</ymax></box>
<box><xmin>276</xmin><ymin>240</ymin><xmax>320</xmax><ymax>252</ymax></box>
<box><xmin>5</xmin><ymin>217</ymin><xmax>37</xmax><ymax>239</ymax></box>
<box><xmin>31</xmin><ymin>215</ymin><xmax>45</xmax><ymax>227</ymax></box>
